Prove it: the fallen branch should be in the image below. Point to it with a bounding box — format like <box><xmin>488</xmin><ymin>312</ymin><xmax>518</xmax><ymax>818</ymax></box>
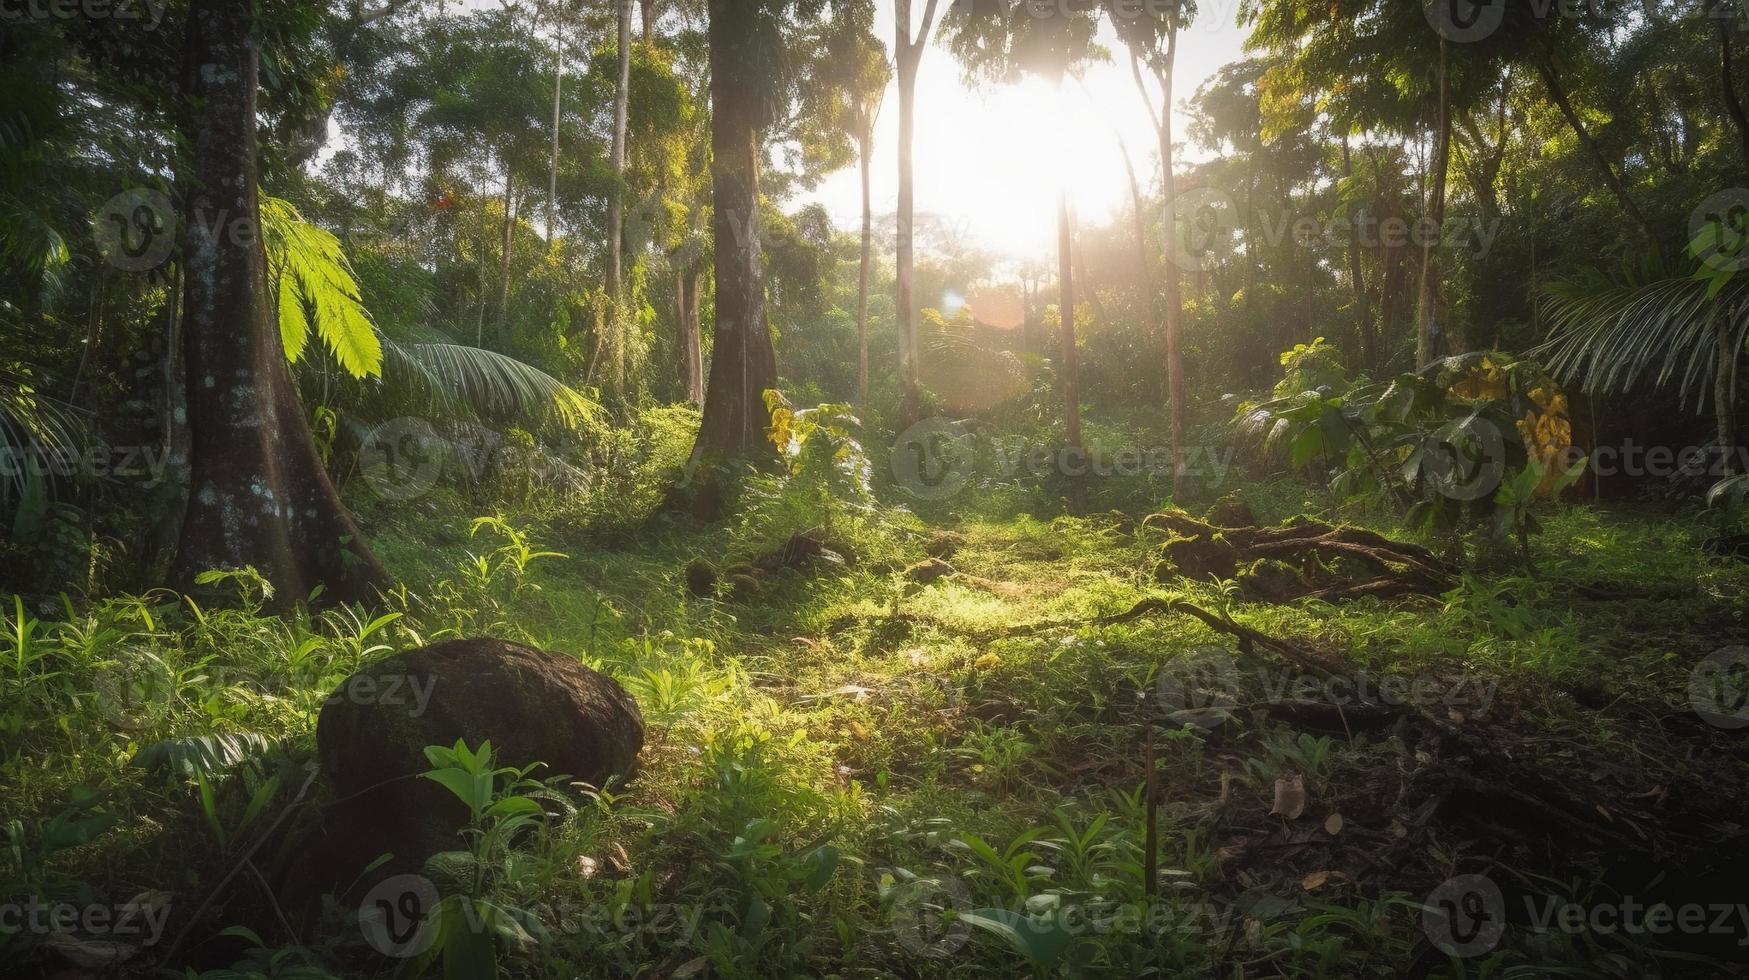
<box><xmin>1141</xmin><ymin>513</ymin><xmax>1454</xmax><ymax>604</ymax></box>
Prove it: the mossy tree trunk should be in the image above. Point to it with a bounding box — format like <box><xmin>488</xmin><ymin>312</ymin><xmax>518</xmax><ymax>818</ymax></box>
<box><xmin>174</xmin><ymin>0</ymin><xmax>390</xmax><ymax>609</ymax></box>
<box><xmin>694</xmin><ymin>0</ymin><xmax>780</xmax><ymax>458</ymax></box>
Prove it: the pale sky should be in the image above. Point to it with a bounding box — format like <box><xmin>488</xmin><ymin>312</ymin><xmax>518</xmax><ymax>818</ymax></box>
<box><xmin>801</xmin><ymin>0</ymin><xmax>1251</xmax><ymax>264</ymax></box>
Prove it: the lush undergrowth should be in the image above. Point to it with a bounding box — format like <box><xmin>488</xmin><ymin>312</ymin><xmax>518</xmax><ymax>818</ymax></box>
<box><xmin>6</xmin><ymin>447</ymin><xmax>1749</xmax><ymax>978</ymax></box>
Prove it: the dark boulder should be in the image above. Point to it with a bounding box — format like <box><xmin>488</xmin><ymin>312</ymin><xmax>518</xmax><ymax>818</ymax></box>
<box><xmin>306</xmin><ymin>638</ymin><xmax>643</xmax><ymax>897</ymax></box>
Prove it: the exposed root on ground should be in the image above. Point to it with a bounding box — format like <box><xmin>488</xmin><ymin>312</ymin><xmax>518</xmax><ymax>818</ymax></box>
<box><xmin>1142</xmin><ymin>512</ymin><xmax>1455</xmax><ymax>603</ymax></box>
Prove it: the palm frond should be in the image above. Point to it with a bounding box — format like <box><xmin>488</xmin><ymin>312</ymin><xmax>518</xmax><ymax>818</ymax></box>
<box><xmin>0</xmin><ymin>198</ymin><xmax>71</xmax><ymax>301</ymax></box>
<box><xmin>1537</xmin><ymin>269</ymin><xmax>1749</xmax><ymax>413</ymax></box>
<box><xmin>381</xmin><ymin>340</ymin><xmax>600</xmax><ymax>432</ymax></box>
<box><xmin>0</xmin><ymin>369</ymin><xmax>92</xmax><ymax>504</ymax></box>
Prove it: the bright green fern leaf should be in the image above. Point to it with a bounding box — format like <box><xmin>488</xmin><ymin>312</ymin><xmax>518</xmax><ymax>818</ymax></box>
<box><xmin>261</xmin><ymin>196</ymin><xmax>383</xmax><ymax>379</ymax></box>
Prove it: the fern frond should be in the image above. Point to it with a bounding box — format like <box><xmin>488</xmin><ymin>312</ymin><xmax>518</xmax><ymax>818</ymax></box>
<box><xmin>260</xmin><ymin>196</ymin><xmax>384</xmax><ymax>379</ymax></box>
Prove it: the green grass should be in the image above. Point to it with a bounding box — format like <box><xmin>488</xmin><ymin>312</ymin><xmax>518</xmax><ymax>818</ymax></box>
<box><xmin>4</xmin><ymin>471</ymin><xmax>1749</xmax><ymax>978</ymax></box>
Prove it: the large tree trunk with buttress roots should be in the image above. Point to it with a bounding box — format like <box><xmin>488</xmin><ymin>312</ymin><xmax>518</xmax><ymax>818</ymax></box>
<box><xmin>173</xmin><ymin>0</ymin><xmax>389</xmax><ymax>609</ymax></box>
<box><xmin>693</xmin><ymin>0</ymin><xmax>779</xmax><ymax>457</ymax></box>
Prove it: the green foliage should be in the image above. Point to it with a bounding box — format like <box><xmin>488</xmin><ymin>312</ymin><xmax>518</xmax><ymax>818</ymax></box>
<box><xmin>129</xmin><ymin>732</ymin><xmax>272</xmax><ymax>778</ymax></box>
<box><xmin>262</xmin><ymin>196</ymin><xmax>384</xmax><ymax>379</ymax></box>
<box><xmin>1237</xmin><ymin>345</ymin><xmax>1586</xmax><ymax>554</ymax></box>
<box><xmin>408</xmin><ymin>739</ymin><xmax>559</xmax><ymax>980</ymax></box>
<box><xmin>762</xmin><ymin>389</ymin><xmax>875</xmax><ymax>535</ymax></box>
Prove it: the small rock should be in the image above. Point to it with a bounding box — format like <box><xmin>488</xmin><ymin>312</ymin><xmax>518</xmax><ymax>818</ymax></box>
<box><xmin>905</xmin><ymin>558</ymin><xmax>957</xmax><ymax>584</ymax></box>
<box><xmin>684</xmin><ymin>560</ymin><xmax>717</xmax><ymax>598</ymax></box>
<box><xmin>924</xmin><ymin>530</ymin><xmax>967</xmax><ymax>559</ymax></box>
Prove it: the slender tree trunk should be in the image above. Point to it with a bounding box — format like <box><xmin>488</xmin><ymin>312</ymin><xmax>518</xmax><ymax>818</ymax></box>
<box><xmin>674</xmin><ymin>266</ymin><xmax>689</xmax><ymax>395</ymax></box>
<box><xmin>894</xmin><ymin>0</ymin><xmax>939</xmax><ymax>427</ymax></box>
<box><xmin>1343</xmin><ymin>136</ymin><xmax>1373</xmax><ymax>370</ymax></box>
<box><xmin>1415</xmin><ymin>38</ymin><xmax>1451</xmax><ymax>368</ymax></box>
<box><xmin>694</xmin><ymin>0</ymin><xmax>779</xmax><ymax>457</ymax></box>
<box><xmin>497</xmin><ymin>168</ymin><xmax>515</xmax><ymax>337</ymax></box>
<box><xmin>640</xmin><ymin>0</ymin><xmax>655</xmax><ymax>42</ymax></box>
<box><xmin>150</xmin><ymin>273</ymin><xmax>189</xmax><ymax>584</ymax></box>
<box><xmin>1131</xmin><ymin>40</ymin><xmax>1183</xmax><ymax>488</ymax></box>
<box><xmin>1117</xmin><ymin>138</ymin><xmax>1158</xmax><ymax>373</ymax></box>
<box><xmin>896</xmin><ymin>56</ymin><xmax>921</xmax><ymax>424</ymax></box>
<box><xmin>1154</xmin><ymin>41</ymin><xmax>1183</xmax><ymax>493</ymax></box>
<box><xmin>1537</xmin><ymin>49</ymin><xmax>1655</xmax><ymax>242</ymax></box>
<box><xmin>1718</xmin><ymin>305</ymin><xmax>1740</xmax><ymax>474</ymax></box>
<box><xmin>174</xmin><ymin>0</ymin><xmax>388</xmax><ymax>608</ymax></box>
<box><xmin>548</xmin><ymin>15</ymin><xmax>562</xmax><ymax>246</ymax></box>
<box><xmin>686</xmin><ymin>263</ymin><xmax>705</xmax><ymax>406</ymax></box>
<box><xmin>609</xmin><ymin>0</ymin><xmax>632</xmax><ymax>297</ymax></box>
<box><xmin>677</xmin><ymin>260</ymin><xmax>705</xmax><ymax>407</ymax></box>
<box><xmin>1058</xmin><ymin>189</ymin><xmax>1082</xmax><ymax>450</ymax></box>
<box><xmin>857</xmin><ymin>132</ymin><xmax>873</xmax><ymax>415</ymax></box>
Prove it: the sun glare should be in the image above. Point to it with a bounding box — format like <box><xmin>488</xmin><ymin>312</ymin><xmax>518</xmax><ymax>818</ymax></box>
<box><xmin>908</xmin><ymin>73</ymin><xmax>1137</xmax><ymax>264</ymax></box>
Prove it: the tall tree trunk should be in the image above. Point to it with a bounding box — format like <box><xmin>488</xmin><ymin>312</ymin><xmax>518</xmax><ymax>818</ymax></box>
<box><xmin>678</xmin><ymin>259</ymin><xmax>705</xmax><ymax>407</ymax></box>
<box><xmin>1415</xmin><ymin>38</ymin><xmax>1451</xmax><ymax>368</ymax></box>
<box><xmin>150</xmin><ymin>273</ymin><xmax>189</xmax><ymax>584</ymax></box>
<box><xmin>548</xmin><ymin>14</ymin><xmax>562</xmax><ymax>247</ymax></box>
<box><xmin>674</xmin><ymin>265</ymin><xmax>689</xmax><ymax>396</ymax></box>
<box><xmin>856</xmin><ymin>131</ymin><xmax>873</xmax><ymax>415</ymax></box>
<box><xmin>174</xmin><ymin>0</ymin><xmax>388</xmax><ymax>609</ymax></box>
<box><xmin>1057</xmin><ymin>189</ymin><xmax>1082</xmax><ymax>450</ymax></box>
<box><xmin>694</xmin><ymin>0</ymin><xmax>779</xmax><ymax>457</ymax></box>
<box><xmin>609</xmin><ymin>0</ymin><xmax>632</xmax><ymax>297</ymax></box>
<box><xmin>686</xmin><ymin>263</ymin><xmax>705</xmax><ymax>406</ymax></box>
<box><xmin>1536</xmin><ymin>49</ymin><xmax>1655</xmax><ymax>243</ymax></box>
<box><xmin>1718</xmin><ymin>305</ymin><xmax>1740</xmax><ymax>475</ymax></box>
<box><xmin>1117</xmin><ymin>138</ymin><xmax>1158</xmax><ymax>380</ymax></box>
<box><xmin>1130</xmin><ymin>40</ymin><xmax>1183</xmax><ymax>490</ymax></box>
<box><xmin>1155</xmin><ymin>43</ymin><xmax>1183</xmax><ymax>493</ymax></box>
<box><xmin>497</xmin><ymin>168</ymin><xmax>515</xmax><ymax>337</ymax></box>
<box><xmin>894</xmin><ymin>0</ymin><xmax>939</xmax><ymax>427</ymax></box>
<box><xmin>1343</xmin><ymin>136</ymin><xmax>1373</xmax><ymax>370</ymax></box>
<box><xmin>640</xmin><ymin>0</ymin><xmax>655</xmax><ymax>42</ymax></box>
<box><xmin>1720</xmin><ymin>12</ymin><xmax>1749</xmax><ymax>173</ymax></box>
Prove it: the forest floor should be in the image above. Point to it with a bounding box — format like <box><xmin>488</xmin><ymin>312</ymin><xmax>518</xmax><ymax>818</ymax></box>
<box><xmin>7</xmin><ymin>479</ymin><xmax>1749</xmax><ymax>977</ymax></box>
